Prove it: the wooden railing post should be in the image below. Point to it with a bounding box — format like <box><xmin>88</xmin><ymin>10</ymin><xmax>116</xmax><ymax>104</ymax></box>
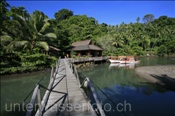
<box><xmin>82</xmin><ymin>78</ymin><xmax>106</xmax><ymax>116</ymax></box>
<box><xmin>37</xmin><ymin>87</ymin><xmax>42</xmax><ymax>115</ymax></box>
<box><xmin>73</xmin><ymin>64</ymin><xmax>81</xmax><ymax>88</ymax></box>
<box><xmin>56</xmin><ymin>60</ymin><xmax>58</xmax><ymax>73</ymax></box>
<box><xmin>26</xmin><ymin>85</ymin><xmax>40</xmax><ymax>116</ymax></box>
<box><xmin>50</xmin><ymin>67</ymin><xmax>54</xmax><ymax>81</ymax></box>
<box><xmin>26</xmin><ymin>58</ymin><xmax>62</xmax><ymax>116</ymax></box>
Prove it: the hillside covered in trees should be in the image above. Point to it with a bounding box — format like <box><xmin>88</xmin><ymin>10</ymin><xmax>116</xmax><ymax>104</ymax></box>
<box><xmin>1</xmin><ymin>0</ymin><xmax>175</xmax><ymax>74</ymax></box>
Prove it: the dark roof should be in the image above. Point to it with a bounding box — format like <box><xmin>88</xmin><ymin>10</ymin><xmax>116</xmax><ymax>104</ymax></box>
<box><xmin>72</xmin><ymin>40</ymin><xmax>91</xmax><ymax>46</ymax></box>
<box><xmin>89</xmin><ymin>45</ymin><xmax>103</xmax><ymax>51</ymax></box>
<box><xmin>67</xmin><ymin>45</ymin><xmax>103</xmax><ymax>51</ymax></box>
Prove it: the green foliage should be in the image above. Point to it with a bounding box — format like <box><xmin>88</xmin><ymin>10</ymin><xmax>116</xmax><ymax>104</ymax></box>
<box><xmin>54</xmin><ymin>9</ymin><xmax>73</xmax><ymax>21</ymax></box>
<box><xmin>157</xmin><ymin>45</ymin><xmax>167</xmax><ymax>56</ymax></box>
<box><xmin>1</xmin><ymin>5</ymin><xmax>58</xmax><ymax>74</ymax></box>
<box><xmin>0</xmin><ymin>0</ymin><xmax>10</xmax><ymax>23</ymax></box>
<box><xmin>46</xmin><ymin>56</ymin><xmax>58</xmax><ymax>67</ymax></box>
<box><xmin>1</xmin><ymin>2</ymin><xmax>175</xmax><ymax>74</ymax></box>
<box><xmin>132</xmin><ymin>46</ymin><xmax>144</xmax><ymax>56</ymax></box>
<box><xmin>166</xmin><ymin>40</ymin><xmax>175</xmax><ymax>55</ymax></box>
<box><xmin>70</xmin><ymin>51</ymin><xmax>76</xmax><ymax>58</ymax></box>
<box><xmin>143</xmin><ymin>14</ymin><xmax>154</xmax><ymax>24</ymax></box>
<box><xmin>0</xmin><ymin>53</ymin><xmax>57</xmax><ymax>74</ymax></box>
<box><xmin>114</xmin><ymin>48</ymin><xmax>125</xmax><ymax>56</ymax></box>
<box><xmin>96</xmin><ymin>35</ymin><xmax>116</xmax><ymax>55</ymax></box>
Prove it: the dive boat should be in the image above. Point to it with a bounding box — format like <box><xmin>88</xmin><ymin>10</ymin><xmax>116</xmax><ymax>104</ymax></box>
<box><xmin>119</xmin><ymin>56</ymin><xmax>140</xmax><ymax>64</ymax></box>
<box><xmin>109</xmin><ymin>56</ymin><xmax>140</xmax><ymax>64</ymax></box>
<box><xmin>108</xmin><ymin>56</ymin><xmax>127</xmax><ymax>63</ymax></box>
<box><xmin>108</xmin><ymin>59</ymin><xmax>121</xmax><ymax>63</ymax></box>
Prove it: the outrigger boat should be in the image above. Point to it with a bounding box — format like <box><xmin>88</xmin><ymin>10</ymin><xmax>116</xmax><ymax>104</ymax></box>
<box><xmin>108</xmin><ymin>56</ymin><xmax>140</xmax><ymax>64</ymax></box>
<box><xmin>108</xmin><ymin>56</ymin><xmax>126</xmax><ymax>63</ymax></box>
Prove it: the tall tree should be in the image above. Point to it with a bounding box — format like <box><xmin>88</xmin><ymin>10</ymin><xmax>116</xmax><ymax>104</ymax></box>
<box><xmin>96</xmin><ymin>35</ymin><xmax>116</xmax><ymax>55</ymax></box>
<box><xmin>10</xmin><ymin>6</ymin><xmax>29</xmax><ymax>19</ymax></box>
<box><xmin>143</xmin><ymin>14</ymin><xmax>154</xmax><ymax>24</ymax></box>
<box><xmin>136</xmin><ymin>17</ymin><xmax>140</xmax><ymax>23</ymax></box>
<box><xmin>54</xmin><ymin>9</ymin><xmax>73</xmax><ymax>21</ymax></box>
<box><xmin>0</xmin><ymin>0</ymin><xmax>10</xmax><ymax>21</ymax></box>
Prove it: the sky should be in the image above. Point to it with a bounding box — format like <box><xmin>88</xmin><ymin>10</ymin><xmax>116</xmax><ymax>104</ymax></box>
<box><xmin>7</xmin><ymin>1</ymin><xmax>175</xmax><ymax>25</ymax></box>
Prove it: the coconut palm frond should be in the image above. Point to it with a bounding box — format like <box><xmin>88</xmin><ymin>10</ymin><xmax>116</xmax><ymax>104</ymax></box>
<box><xmin>15</xmin><ymin>41</ymin><xmax>29</xmax><ymax>47</ymax></box>
<box><xmin>0</xmin><ymin>35</ymin><xmax>13</xmax><ymax>47</ymax></box>
<box><xmin>44</xmin><ymin>33</ymin><xmax>57</xmax><ymax>39</ymax></box>
<box><xmin>40</xmin><ymin>22</ymin><xmax>50</xmax><ymax>33</ymax></box>
<box><xmin>0</xmin><ymin>35</ymin><xmax>13</xmax><ymax>42</ymax></box>
<box><xmin>38</xmin><ymin>13</ymin><xmax>44</xmax><ymax>22</ymax></box>
<box><xmin>15</xmin><ymin>14</ymin><xmax>34</xmax><ymax>37</ymax></box>
<box><xmin>43</xmin><ymin>18</ymin><xmax>49</xmax><ymax>23</ymax></box>
<box><xmin>36</xmin><ymin>41</ymin><xmax>49</xmax><ymax>51</ymax></box>
<box><xmin>7</xmin><ymin>40</ymin><xmax>29</xmax><ymax>50</ymax></box>
<box><xmin>29</xmin><ymin>14</ymin><xmax>38</xmax><ymax>32</ymax></box>
<box><xmin>15</xmin><ymin>15</ymin><xmax>28</xmax><ymax>27</ymax></box>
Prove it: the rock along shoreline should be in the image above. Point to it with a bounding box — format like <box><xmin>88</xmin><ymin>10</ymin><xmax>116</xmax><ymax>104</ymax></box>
<box><xmin>135</xmin><ymin>65</ymin><xmax>175</xmax><ymax>91</ymax></box>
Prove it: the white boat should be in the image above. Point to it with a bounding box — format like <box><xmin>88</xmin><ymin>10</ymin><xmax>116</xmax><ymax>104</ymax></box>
<box><xmin>109</xmin><ymin>56</ymin><xmax>140</xmax><ymax>64</ymax></box>
<box><xmin>108</xmin><ymin>56</ymin><xmax>126</xmax><ymax>63</ymax></box>
<box><xmin>108</xmin><ymin>59</ymin><xmax>121</xmax><ymax>63</ymax></box>
<box><xmin>119</xmin><ymin>59</ymin><xmax>140</xmax><ymax>64</ymax></box>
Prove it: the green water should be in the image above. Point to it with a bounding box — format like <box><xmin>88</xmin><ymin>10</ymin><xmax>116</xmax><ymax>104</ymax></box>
<box><xmin>1</xmin><ymin>69</ymin><xmax>51</xmax><ymax>116</ymax></box>
<box><xmin>80</xmin><ymin>57</ymin><xmax>175</xmax><ymax>116</ymax></box>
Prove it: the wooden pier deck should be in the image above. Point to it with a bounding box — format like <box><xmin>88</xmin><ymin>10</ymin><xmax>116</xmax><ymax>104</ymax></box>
<box><xmin>35</xmin><ymin>59</ymin><xmax>92</xmax><ymax>116</ymax></box>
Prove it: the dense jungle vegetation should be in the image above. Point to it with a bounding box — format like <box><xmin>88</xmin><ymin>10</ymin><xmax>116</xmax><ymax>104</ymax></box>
<box><xmin>1</xmin><ymin>0</ymin><xmax>175</xmax><ymax>74</ymax></box>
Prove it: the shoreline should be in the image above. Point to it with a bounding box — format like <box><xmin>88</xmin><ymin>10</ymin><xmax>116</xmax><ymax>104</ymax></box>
<box><xmin>135</xmin><ymin>65</ymin><xmax>175</xmax><ymax>91</ymax></box>
<box><xmin>0</xmin><ymin>68</ymin><xmax>51</xmax><ymax>80</ymax></box>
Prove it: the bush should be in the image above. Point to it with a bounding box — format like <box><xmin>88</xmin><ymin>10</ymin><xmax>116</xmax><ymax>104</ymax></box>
<box><xmin>157</xmin><ymin>45</ymin><xmax>167</xmax><ymax>56</ymax></box>
<box><xmin>166</xmin><ymin>40</ymin><xmax>175</xmax><ymax>55</ymax></box>
<box><xmin>132</xmin><ymin>46</ymin><xmax>144</xmax><ymax>56</ymax></box>
<box><xmin>0</xmin><ymin>53</ymin><xmax>58</xmax><ymax>75</ymax></box>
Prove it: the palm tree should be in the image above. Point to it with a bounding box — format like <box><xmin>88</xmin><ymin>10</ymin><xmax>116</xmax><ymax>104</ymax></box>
<box><xmin>141</xmin><ymin>34</ymin><xmax>150</xmax><ymax>51</ymax></box>
<box><xmin>1</xmin><ymin>9</ymin><xmax>57</xmax><ymax>53</ymax></box>
<box><xmin>112</xmin><ymin>33</ymin><xmax>124</xmax><ymax>48</ymax></box>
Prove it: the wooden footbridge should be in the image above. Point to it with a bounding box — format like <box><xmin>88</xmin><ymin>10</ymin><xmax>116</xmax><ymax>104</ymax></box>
<box><xmin>25</xmin><ymin>58</ymin><xmax>105</xmax><ymax>116</ymax></box>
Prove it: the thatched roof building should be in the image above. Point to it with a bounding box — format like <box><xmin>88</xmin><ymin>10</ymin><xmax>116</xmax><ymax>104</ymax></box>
<box><xmin>67</xmin><ymin>40</ymin><xmax>103</xmax><ymax>57</ymax></box>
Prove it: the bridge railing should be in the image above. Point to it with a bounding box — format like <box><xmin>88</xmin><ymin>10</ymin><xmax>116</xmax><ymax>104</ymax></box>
<box><xmin>65</xmin><ymin>57</ymin><xmax>106</xmax><ymax>116</ymax></box>
<box><xmin>25</xmin><ymin>57</ymin><xmax>61</xmax><ymax>116</ymax></box>
<box><xmin>81</xmin><ymin>78</ymin><xmax>106</xmax><ymax>116</ymax></box>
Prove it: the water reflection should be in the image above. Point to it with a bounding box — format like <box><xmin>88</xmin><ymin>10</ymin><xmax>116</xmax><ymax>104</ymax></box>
<box><xmin>1</xmin><ymin>69</ymin><xmax>51</xmax><ymax>116</ymax></box>
<box><xmin>109</xmin><ymin>63</ymin><xmax>136</xmax><ymax>69</ymax></box>
<box><xmin>80</xmin><ymin>57</ymin><xmax>175</xmax><ymax>116</ymax></box>
<box><xmin>97</xmin><ymin>85</ymin><xmax>175</xmax><ymax>116</ymax></box>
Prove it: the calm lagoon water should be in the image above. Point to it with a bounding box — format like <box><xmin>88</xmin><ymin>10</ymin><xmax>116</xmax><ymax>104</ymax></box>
<box><xmin>79</xmin><ymin>57</ymin><xmax>175</xmax><ymax>116</ymax></box>
<box><xmin>1</xmin><ymin>69</ymin><xmax>51</xmax><ymax>116</ymax></box>
<box><xmin>1</xmin><ymin>57</ymin><xmax>175</xmax><ymax>116</ymax></box>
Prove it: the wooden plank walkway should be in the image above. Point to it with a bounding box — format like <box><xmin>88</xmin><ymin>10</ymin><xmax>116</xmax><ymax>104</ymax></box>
<box><xmin>35</xmin><ymin>59</ymin><xmax>92</xmax><ymax>116</ymax></box>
